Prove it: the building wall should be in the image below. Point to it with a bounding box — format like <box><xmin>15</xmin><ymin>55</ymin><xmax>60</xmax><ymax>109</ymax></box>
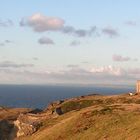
<box><xmin>136</xmin><ymin>81</ymin><xmax>140</xmax><ymax>93</ymax></box>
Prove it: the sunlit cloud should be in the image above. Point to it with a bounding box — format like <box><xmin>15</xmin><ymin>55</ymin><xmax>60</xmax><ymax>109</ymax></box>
<box><xmin>20</xmin><ymin>13</ymin><xmax>65</xmax><ymax>32</ymax></box>
<box><xmin>20</xmin><ymin>13</ymin><xmax>99</xmax><ymax>38</ymax></box>
<box><xmin>90</xmin><ymin>65</ymin><xmax>124</xmax><ymax>76</ymax></box>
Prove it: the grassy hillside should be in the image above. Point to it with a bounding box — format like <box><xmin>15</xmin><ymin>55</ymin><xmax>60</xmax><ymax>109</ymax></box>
<box><xmin>17</xmin><ymin>93</ymin><xmax>140</xmax><ymax>140</ymax></box>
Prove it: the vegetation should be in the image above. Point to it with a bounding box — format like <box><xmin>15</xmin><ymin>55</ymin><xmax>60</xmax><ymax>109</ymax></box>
<box><xmin>16</xmin><ymin>94</ymin><xmax>140</xmax><ymax>140</ymax></box>
<box><xmin>2</xmin><ymin>93</ymin><xmax>140</xmax><ymax>140</ymax></box>
<box><xmin>61</xmin><ymin>100</ymin><xmax>94</xmax><ymax>113</ymax></box>
<box><xmin>60</xmin><ymin>98</ymin><xmax>107</xmax><ymax>114</ymax></box>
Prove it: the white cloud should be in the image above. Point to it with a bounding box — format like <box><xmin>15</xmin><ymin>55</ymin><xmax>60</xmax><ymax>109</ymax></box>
<box><xmin>20</xmin><ymin>13</ymin><xmax>65</xmax><ymax>32</ymax></box>
<box><xmin>90</xmin><ymin>65</ymin><xmax>124</xmax><ymax>76</ymax></box>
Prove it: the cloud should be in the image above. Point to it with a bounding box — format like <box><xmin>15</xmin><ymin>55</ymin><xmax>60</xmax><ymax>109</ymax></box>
<box><xmin>128</xmin><ymin>68</ymin><xmax>140</xmax><ymax>75</ymax></box>
<box><xmin>90</xmin><ymin>65</ymin><xmax>124</xmax><ymax>76</ymax></box>
<box><xmin>61</xmin><ymin>26</ymin><xmax>75</xmax><ymax>34</ymax></box>
<box><xmin>38</xmin><ymin>37</ymin><xmax>54</xmax><ymax>45</ymax></box>
<box><xmin>0</xmin><ymin>40</ymin><xmax>14</xmax><ymax>47</ymax></box>
<box><xmin>0</xmin><ymin>65</ymin><xmax>140</xmax><ymax>84</ymax></box>
<box><xmin>0</xmin><ymin>61</ymin><xmax>34</xmax><ymax>68</ymax></box>
<box><xmin>0</xmin><ymin>43</ymin><xmax>5</xmax><ymax>46</ymax></box>
<box><xmin>81</xmin><ymin>61</ymin><xmax>89</xmax><ymax>64</ymax></box>
<box><xmin>0</xmin><ymin>19</ymin><xmax>13</xmax><ymax>27</ymax></box>
<box><xmin>102</xmin><ymin>27</ymin><xmax>119</xmax><ymax>37</ymax></box>
<box><xmin>20</xmin><ymin>13</ymin><xmax>99</xmax><ymax>38</ymax></box>
<box><xmin>62</xmin><ymin>26</ymin><xmax>98</xmax><ymax>37</ymax></box>
<box><xmin>112</xmin><ymin>54</ymin><xmax>138</xmax><ymax>62</ymax></box>
<box><xmin>125</xmin><ymin>21</ymin><xmax>137</xmax><ymax>26</ymax></box>
<box><xmin>75</xmin><ymin>29</ymin><xmax>87</xmax><ymax>37</ymax></box>
<box><xmin>32</xmin><ymin>57</ymin><xmax>39</xmax><ymax>60</ymax></box>
<box><xmin>67</xmin><ymin>64</ymin><xmax>79</xmax><ymax>68</ymax></box>
<box><xmin>5</xmin><ymin>40</ymin><xmax>13</xmax><ymax>43</ymax></box>
<box><xmin>70</xmin><ymin>40</ymin><xmax>80</xmax><ymax>46</ymax></box>
<box><xmin>20</xmin><ymin>13</ymin><xmax>65</xmax><ymax>32</ymax></box>
<box><xmin>20</xmin><ymin>13</ymin><xmax>121</xmax><ymax>40</ymax></box>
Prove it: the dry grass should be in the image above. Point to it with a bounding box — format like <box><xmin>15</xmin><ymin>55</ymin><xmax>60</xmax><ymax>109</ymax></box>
<box><xmin>12</xmin><ymin>93</ymin><xmax>140</xmax><ymax>140</ymax></box>
<box><xmin>19</xmin><ymin>105</ymin><xmax>140</xmax><ymax>140</ymax></box>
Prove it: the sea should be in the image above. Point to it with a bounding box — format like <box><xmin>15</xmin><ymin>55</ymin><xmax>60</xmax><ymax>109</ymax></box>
<box><xmin>0</xmin><ymin>84</ymin><xmax>135</xmax><ymax>109</ymax></box>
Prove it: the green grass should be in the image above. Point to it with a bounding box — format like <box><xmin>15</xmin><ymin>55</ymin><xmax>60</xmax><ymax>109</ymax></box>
<box><xmin>61</xmin><ymin>100</ymin><xmax>94</xmax><ymax>113</ymax></box>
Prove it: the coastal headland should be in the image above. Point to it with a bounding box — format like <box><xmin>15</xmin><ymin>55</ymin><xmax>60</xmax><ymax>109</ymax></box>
<box><xmin>1</xmin><ymin>92</ymin><xmax>140</xmax><ymax>140</ymax></box>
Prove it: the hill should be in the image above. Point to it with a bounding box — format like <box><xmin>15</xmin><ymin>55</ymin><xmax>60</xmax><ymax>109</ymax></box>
<box><xmin>1</xmin><ymin>93</ymin><xmax>140</xmax><ymax>140</ymax></box>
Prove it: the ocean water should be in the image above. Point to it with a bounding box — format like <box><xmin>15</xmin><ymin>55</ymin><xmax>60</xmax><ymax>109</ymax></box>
<box><xmin>0</xmin><ymin>85</ymin><xmax>135</xmax><ymax>109</ymax></box>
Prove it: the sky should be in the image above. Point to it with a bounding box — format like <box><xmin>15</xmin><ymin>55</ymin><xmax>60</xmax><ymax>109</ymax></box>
<box><xmin>0</xmin><ymin>0</ymin><xmax>140</xmax><ymax>85</ymax></box>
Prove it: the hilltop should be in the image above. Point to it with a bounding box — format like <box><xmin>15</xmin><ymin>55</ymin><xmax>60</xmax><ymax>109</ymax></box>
<box><xmin>1</xmin><ymin>93</ymin><xmax>140</xmax><ymax>140</ymax></box>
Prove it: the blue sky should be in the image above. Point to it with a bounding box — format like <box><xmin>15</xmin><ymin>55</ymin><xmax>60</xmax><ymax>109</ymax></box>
<box><xmin>0</xmin><ymin>0</ymin><xmax>140</xmax><ymax>85</ymax></box>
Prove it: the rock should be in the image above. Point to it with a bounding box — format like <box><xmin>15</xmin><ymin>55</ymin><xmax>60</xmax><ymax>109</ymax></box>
<box><xmin>14</xmin><ymin>114</ymin><xmax>42</xmax><ymax>137</ymax></box>
<box><xmin>29</xmin><ymin>108</ymin><xmax>43</xmax><ymax>114</ymax></box>
<box><xmin>129</xmin><ymin>92</ymin><xmax>134</xmax><ymax>96</ymax></box>
<box><xmin>14</xmin><ymin>119</ymin><xmax>37</xmax><ymax>137</ymax></box>
<box><xmin>53</xmin><ymin>107</ymin><xmax>63</xmax><ymax>115</ymax></box>
<box><xmin>0</xmin><ymin>120</ymin><xmax>14</xmax><ymax>140</ymax></box>
<box><xmin>44</xmin><ymin>100</ymin><xmax>64</xmax><ymax>114</ymax></box>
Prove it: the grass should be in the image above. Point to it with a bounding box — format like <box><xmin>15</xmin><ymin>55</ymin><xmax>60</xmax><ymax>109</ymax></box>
<box><xmin>20</xmin><ymin>107</ymin><xmax>140</xmax><ymax>140</ymax></box>
<box><xmin>92</xmin><ymin>106</ymin><xmax>113</xmax><ymax>115</ymax></box>
<box><xmin>17</xmin><ymin>94</ymin><xmax>140</xmax><ymax>140</ymax></box>
<box><xmin>61</xmin><ymin>99</ymin><xmax>104</xmax><ymax>113</ymax></box>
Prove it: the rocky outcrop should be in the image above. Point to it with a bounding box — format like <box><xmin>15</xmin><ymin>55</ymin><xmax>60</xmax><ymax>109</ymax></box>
<box><xmin>14</xmin><ymin>119</ymin><xmax>38</xmax><ymax>137</ymax></box>
<box><xmin>45</xmin><ymin>100</ymin><xmax>64</xmax><ymax>114</ymax></box>
<box><xmin>14</xmin><ymin>113</ymin><xmax>43</xmax><ymax>137</ymax></box>
<box><xmin>0</xmin><ymin>120</ymin><xmax>15</xmax><ymax>140</ymax></box>
<box><xmin>12</xmin><ymin>100</ymin><xmax>66</xmax><ymax>138</ymax></box>
<box><xmin>51</xmin><ymin>107</ymin><xmax>63</xmax><ymax>115</ymax></box>
<box><xmin>0</xmin><ymin>107</ymin><xmax>34</xmax><ymax>140</ymax></box>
